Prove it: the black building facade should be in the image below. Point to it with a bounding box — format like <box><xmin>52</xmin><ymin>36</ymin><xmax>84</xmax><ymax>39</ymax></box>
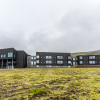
<box><xmin>0</xmin><ymin>48</ymin><xmax>28</xmax><ymax>68</ymax></box>
<box><xmin>76</xmin><ymin>55</ymin><xmax>100</xmax><ymax>65</ymax></box>
<box><xmin>35</xmin><ymin>52</ymin><xmax>72</xmax><ymax>67</ymax></box>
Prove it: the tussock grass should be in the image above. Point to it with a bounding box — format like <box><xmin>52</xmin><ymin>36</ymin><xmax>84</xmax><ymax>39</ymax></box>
<box><xmin>0</xmin><ymin>68</ymin><xmax>100</xmax><ymax>100</ymax></box>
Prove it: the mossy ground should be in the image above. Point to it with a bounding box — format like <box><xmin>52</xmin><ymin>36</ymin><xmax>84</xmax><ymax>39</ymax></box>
<box><xmin>0</xmin><ymin>68</ymin><xmax>100</xmax><ymax>100</ymax></box>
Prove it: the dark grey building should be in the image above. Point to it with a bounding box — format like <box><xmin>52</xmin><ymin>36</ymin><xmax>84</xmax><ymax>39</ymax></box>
<box><xmin>35</xmin><ymin>52</ymin><xmax>72</xmax><ymax>67</ymax></box>
<box><xmin>76</xmin><ymin>55</ymin><xmax>100</xmax><ymax>65</ymax></box>
<box><xmin>0</xmin><ymin>48</ymin><xmax>28</xmax><ymax>69</ymax></box>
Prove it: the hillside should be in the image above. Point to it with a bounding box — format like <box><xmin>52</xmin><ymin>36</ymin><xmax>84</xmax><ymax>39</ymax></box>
<box><xmin>71</xmin><ymin>50</ymin><xmax>100</xmax><ymax>57</ymax></box>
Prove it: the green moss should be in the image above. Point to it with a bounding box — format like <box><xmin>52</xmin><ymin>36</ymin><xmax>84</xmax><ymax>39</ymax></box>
<box><xmin>29</xmin><ymin>88</ymin><xmax>50</xmax><ymax>96</ymax></box>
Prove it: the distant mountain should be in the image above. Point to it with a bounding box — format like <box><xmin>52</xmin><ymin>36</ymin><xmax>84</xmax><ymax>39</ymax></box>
<box><xmin>71</xmin><ymin>50</ymin><xmax>100</xmax><ymax>57</ymax></box>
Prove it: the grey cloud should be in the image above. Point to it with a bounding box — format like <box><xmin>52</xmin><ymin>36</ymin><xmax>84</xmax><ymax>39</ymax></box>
<box><xmin>0</xmin><ymin>0</ymin><xmax>100</xmax><ymax>55</ymax></box>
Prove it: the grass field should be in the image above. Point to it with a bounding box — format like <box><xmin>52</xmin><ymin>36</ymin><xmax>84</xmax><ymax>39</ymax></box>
<box><xmin>0</xmin><ymin>68</ymin><xmax>100</xmax><ymax>100</ymax></box>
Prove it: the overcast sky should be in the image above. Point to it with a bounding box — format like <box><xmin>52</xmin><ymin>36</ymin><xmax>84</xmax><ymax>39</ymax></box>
<box><xmin>0</xmin><ymin>0</ymin><xmax>100</xmax><ymax>55</ymax></box>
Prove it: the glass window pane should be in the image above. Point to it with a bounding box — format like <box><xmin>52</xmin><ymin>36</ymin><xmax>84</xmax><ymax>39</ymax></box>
<box><xmin>4</xmin><ymin>54</ymin><xmax>6</xmax><ymax>58</ymax></box>
<box><xmin>68</xmin><ymin>56</ymin><xmax>71</xmax><ymax>59</ymax></box>
<box><xmin>92</xmin><ymin>56</ymin><xmax>95</xmax><ymax>59</ymax></box>
<box><xmin>89</xmin><ymin>56</ymin><xmax>92</xmax><ymax>59</ymax></box>
<box><xmin>68</xmin><ymin>61</ymin><xmax>71</xmax><ymax>64</ymax></box>
<box><xmin>34</xmin><ymin>56</ymin><xmax>36</xmax><ymax>60</ymax></box>
<box><xmin>46</xmin><ymin>60</ymin><xmax>52</xmax><ymax>64</ymax></box>
<box><xmin>31</xmin><ymin>61</ymin><xmax>33</xmax><ymax>65</ymax></box>
<box><xmin>8</xmin><ymin>52</ymin><xmax>13</xmax><ymax>57</ymax></box>
<box><xmin>36</xmin><ymin>60</ymin><xmax>39</xmax><ymax>63</ymax></box>
<box><xmin>57</xmin><ymin>61</ymin><xmax>63</xmax><ymax>64</ymax></box>
<box><xmin>80</xmin><ymin>61</ymin><xmax>83</xmax><ymax>64</ymax></box>
<box><xmin>1</xmin><ymin>54</ymin><xmax>3</xmax><ymax>58</ymax></box>
<box><xmin>79</xmin><ymin>56</ymin><xmax>83</xmax><ymax>59</ymax></box>
<box><xmin>36</xmin><ymin>55</ymin><xmax>39</xmax><ymax>59</ymax></box>
<box><xmin>57</xmin><ymin>56</ymin><xmax>63</xmax><ymax>59</ymax></box>
<box><xmin>31</xmin><ymin>57</ymin><xmax>33</xmax><ymax>59</ymax></box>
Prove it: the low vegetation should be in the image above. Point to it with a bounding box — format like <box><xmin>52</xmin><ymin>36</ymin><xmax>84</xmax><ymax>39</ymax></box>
<box><xmin>0</xmin><ymin>68</ymin><xmax>100</xmax><ymax>100</ymax></box>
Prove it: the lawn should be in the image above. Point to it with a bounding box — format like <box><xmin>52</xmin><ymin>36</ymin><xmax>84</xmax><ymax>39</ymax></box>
<box><xmin>0</xmin><ymin>68</ymin><xmax>100</xmax><ymax>100</ymax></box>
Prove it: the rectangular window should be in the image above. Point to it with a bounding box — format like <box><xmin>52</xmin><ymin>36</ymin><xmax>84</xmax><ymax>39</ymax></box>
<box><xmin>31</xmin><ymin>56</ymin><xmax>33</xmax><ymax>59</ymax></box>
<box><xmin>36</xmin><ymin>55</ymin><xmax>39</xmax><ymax>59</ymax></box>
<box><xmin>68</xmin><ymin>56</ymin><xmax>71</xmax><ymax>59</ymax></box>
<box><xmin>34</xmin><ymin>56</ymin><xmax>36</xmax><ymax>60</ymax></box>
<box><xmin>79</xmin><ymin>56</ymin><xmax>83</xmax><ymax>59</ymax></box>
<box><xmin>4</xmin><ymin>54</ymin><xmax>6</xmax><ymax>58</ymax></box>
<box><xmin>46</xmin><ymin>56</ymin><xmax>52</xmax><ymax>59</ymax></box>
<box><xmin>89</xmin><ymin>61</ymin><xmax>92</xmax><ymax>64</ymax></box>
<box><xmin>36</xmin><ymin>60</ymin><xmax>39</xmax><ymax>63</ymax></box>
<box><xmin>46</xmin><ymin>60</ymin><xmax>52</xmax><ymax>64</ymax></box>
<box><xmin>92</xmin><ymin>56</ymin><xmax>95</xmax><ymax>59</ymax></box>
<box><xmin>68</xmin><ymin>61</ymin><xmax>71</xmax><ymax>64</ymax></box>
<box><xmin>73</xmin><ymin>62</ymin><xmax>75</xmax><ymax>65</ymax></box>
<box><xmin>1</xmin><ymin>54</ymin><xmax>3</xmax><ymax>58</ymax></box>
<box><xmin>93</xmin><ymin>61</ymin><xmax>95</xmax><ymax>64</ymax></box>
<box><xmin>73</xmin><ymin>57</ymin><xmax>75</xmax><ymax>60</ymax></box>
<box><xmin>89</xmin><ymin>56</ymin><xmax>95</xmax><ymax>59</ymax></box>
<box><xmin>14</xmin><ymin>54</ymin><xmax>15</xmax><ymax>57</ymax></box>
<box><xmin>89</xmin><ymin>61</ymin><xmax>95</xmax><ymax>64</ymax></box>
<box><xmin>31</xmin><ymin>61</ymin><xmax>33</xmax><ymax>65</ymax></box>
<box><xmin>57</xmin><ymin>56</ymin><xmax>63</xmax><ymax>59</ymax></box>
<box><xmin>57</xmin><ymin>61</ymin><xmax>63</xmax><ymax>64</ymax></box>
<box><xmin>34</xmin><ymin>61</ymin><xmax>36</xmax><ymax>65</ymax></box>
<box><xmin>8</xmin><ymin>52</ymin><xmax>13</xmax><ymax>57</ymax></box>
<box><xmin>80</xmin><ymin>61</ymin><xmax>83</xmax><ymax>64</ymax></box>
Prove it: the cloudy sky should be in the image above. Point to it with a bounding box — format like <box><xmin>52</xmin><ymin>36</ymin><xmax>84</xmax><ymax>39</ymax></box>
<box><xmin>0</xmin><ymin>0</ymin><xmax>100</xmax><ymax>55</ymax></box>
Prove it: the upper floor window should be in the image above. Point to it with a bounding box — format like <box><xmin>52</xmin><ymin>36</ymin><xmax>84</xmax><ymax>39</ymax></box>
<box><xmin>34</xmin><ymin>56</ymin><xmax>36</xmax><ymax>60</ymax></box>
<box><xmin>89</xmin><ymin>56</ymin><xmax>95</xmax><ymax>59</ymax></box>
<box><xmin>79</xmin><ymin>56</ymin><xmax>83</xmax><ymax>59</ymax></box>
<box><xmin>1</xmin><ymin>54</ymin><xmax>3</xmax><ymax>58</ymax></box>
<box><xmin>36</xmin><ymin>55</ymin><xmax>39</xmax><ymax>59</ymax></box>
<box><xmin>8</xmin><ymin>52</ymin><xmax>13</xmax><ymax>57</ymax></box>
<box><xmin>46</xmin><ymin>56</ymin><xmax>52</xmax><ymax>59</ymax></box>
<box><xmin>14</xmin><ymin>54</ymin><xmax>15</xmax><ymax>57</ymax></box>
<box><xmin>57</xmin><ymin>56</ymin><xmax>63</xmax><ymax>59</ymax></box>
<box><xmin>4</xmin><ymin>54</ymin><xmax>6</xmax><ymax>58</ymax></box>
<box><xmin>31</xmin><ymin>56</ymin><xmax>33</xmax><ymax>59</ymax></box>
<box><xmin>68</xmin><ymin>56</ymin><xmax>71</xmax><ymax>59</ymax></box>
